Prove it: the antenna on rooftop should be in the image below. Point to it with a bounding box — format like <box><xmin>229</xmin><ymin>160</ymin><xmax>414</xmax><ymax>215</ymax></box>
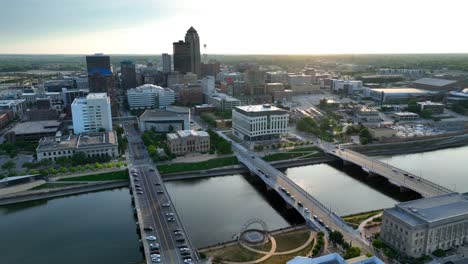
<box><xmin>203</xmin><ymin>44</ymin><xmax>208</xmax><ymax>63</ymax></box>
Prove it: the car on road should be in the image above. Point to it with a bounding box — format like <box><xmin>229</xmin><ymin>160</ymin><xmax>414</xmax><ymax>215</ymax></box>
<box><xmin>157</xmin><ymin>190</ymin><xmax>164</xmax><ymax>194</ymax></box>
<box><xmin>149</xmin><ymin>243</ymin><xmax>160</xmax><ymax>248</ymax></box>
<box><xmin>290</xmin><ymin>195</ymin><xmax>295</xmax><ymax>201</ymax></box>
<box><xmin>135</xmin><ymin>184</ymin><xmax>141</xmax><ymax>187</ymax></box>
<box><xmin>162</xmin><ymin>203</ymin><xmax>170</xmax><ymax>207</ymax></box>
<box><xmin>146</xmin><ymin>236</ymin><xmax>157</xmax><ymax>241</ymax></box>
<box><xmin>176</xmin><ymin>237</ymin><xmax>185</xmax><ymax>242</ymax></box>
<box><xmin>134</xmin><ymin>178</ymin><xmax>139</xmax><ymax>181</ymax></box>
<box><xmin>151</xmin><ymin>258</ymin><xmax>160</xmax><ymax>263</ymax></box>
<box><xmin>318</xmin><ymin>219</ymin><xmax>324</xmax><ymax>226</ymax></box>
<box><xmin>149</xmin><ymin>168</ymin><xmax>155</xmax><ymax>172</ymax></box>
<box><xmin>167</xmin><ymin>217</ymin><xmax>176</xmax><ymax>221</ymax></box>
<box><xmin>325</xmin><ymin>225</ymin><xmax>332</xmax><ymax>232</ymax></box>
<box><xmin>151</xmin><ymin>250</ymin><xmax>160</xmax><ymax>254</ymax></box>
<box><xmin>174</xmin><ymin>231</ymin><xmax>183</xmax><ymax>236</ymax></box>
<box><xmin>144</xmin><ymin>226</ymin><xmax>154</xmax><ymax>231</ymax></box>
<box><xmin>174</xmin><ymin>228</ymin><xmax>182</xmax><ymax>232</ymax></box>
<box><xmin>313</xmin><ymin>214</ymin><xmax>318</xmax><ymax>220</ymax></box>
<box><xmin>166</xmin><ymin>213</ymin><xmax>174</xmax><ymax>216</ymax></box>
<box><xmin>155</xmin><ymin>182</ymin><xmax>161</xmax><ymax>185</ymax></box>
<box><xmin>304</xmin><ymin>208</ymin><xmax>310</xmax><ymax>214</ymax></box>
<box><xmin>136</xmin><ymin>191</ymin><xmax>143</xmax><ymax>194</ymax></box>
<box><xmin>297</xmin><ymin>201</ymin><xmax>303</xmax><ymax>207</ymax></box>
<box><xmin>178</xmin><ymin>244</ymin><xmax>188</xmax><ymax>248</ymax></box>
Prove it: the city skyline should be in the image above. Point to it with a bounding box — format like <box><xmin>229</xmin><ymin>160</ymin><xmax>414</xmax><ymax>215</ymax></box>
<box><xmin>1</xmin><ymin>0</ymin><xmax>468</xmax><ymax>55</ymax></box>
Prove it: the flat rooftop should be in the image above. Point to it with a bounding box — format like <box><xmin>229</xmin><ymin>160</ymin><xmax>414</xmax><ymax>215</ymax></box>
<box><xmin>140</xmin><ymin>109</ymin><xmax>188</xmax><ymax>119</ymax></box>
<box><xmin>167</xmin><ymin>130</ymin><xmax>209</xmax><ymax>140</ymax></box>
<box><xmin>417</xmin><ymin>101</ymin><xmax>444</xmax><ymax>106</ymax></box>
<box><xmin>11</xmin><ymin>120</ymin><xmax>61</xmax><ymax>135</ymax></box>
<box><xmin>37</xmin><ymin>131</ymin><xmax>117</xmax><ymax>151</ymax></box>
<box><xmin>370</xmin><ymin>88</ymin><xmax>430</xmax><ymax>94</ymax></box>
<box><xmin>413</xmin><ymin>78</ymin><xmax>457</xmax><ymax>87</ymax></box>
<box><xmin>387</xmin><ymin>192</ymin><xmax>468</xmax><ymax>226</ymax></box>
<box><xmin>235</xmin><ymin>104</ymin><xmax>287</xmax><ymax>113</ymax></box>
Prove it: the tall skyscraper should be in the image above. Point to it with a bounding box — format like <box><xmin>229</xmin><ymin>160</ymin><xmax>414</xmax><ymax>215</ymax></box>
<box><xmin>120</xmin><ymin>60</ymin><xmax>137</xmax><ymax>90</ymax></box>
<box><xmin>172</xmin><ymin>27</ymin><xmax>201</xmax><ymax>77</ymax></box>
<box><xmin>184</xmin><ymin>27</ymin><xmax>201</xmax><ymax>77</ymax></box>
<box><xmin>173</xmin><ymin>41</ymin><xmax>192</xmax><ymax>74</ymax></box>
<box><xmin>86</xmin><ymin>53</ymin><xmax>118</xmax><ymax>116</ymax></box>
<box><xmin>71</xmin><ymin>93</ymin><xmax>112</xmax><ymax>134</ymax></box>
<box><xmin>162</xmin><ymin>53</ymin><xmax>172</xmax><ymax>73</ymax></box>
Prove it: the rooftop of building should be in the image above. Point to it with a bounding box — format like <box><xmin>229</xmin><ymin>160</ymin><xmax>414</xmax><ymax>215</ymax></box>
<box><xmin>10</xmin><ymin>120</ymin><xmax>61</xmax><ymax>135</ymax></box>
<box><xmin>128</xmin><ymin>84</ymin><xmax>172</xmax><ymax>93</ymax></box>
<box><xmin>209</xmin><ymin>93</ymin><xmax>240</xmax><ymax>102</ymax></box>
<box><xmin>37</xmin><ymin>131</ymin><xmax>117</xmax><ymax>151</ymax></box>
<box><xmin>87</xmin><ymin>68</ymin><xmax>112</xmax><ymax>75</ymax></box>
<box><xmin>387</xmin><ymin>192</ymin><xmax>468</xmax><ymax>226</ymax></box>
<box><xmin>167</xmin><ymin>130</ymin><xmax>209</xmax><ymax>140</ymax></box>
<box><xmin>72</xmin><ymin>93</ymin><xmax>108</xmax><ymax>105</ymax></box>
<box><xmin>413</xmin><ymin>78</ymin><xmax>457</xmax><ymax>87</ymax></box>
<box><xmin>235</xmin><ymin>104</ymin><xmax>287</xmax><ymax>113</ymax></box>
<box><xmin>139</xmin><ymin>108</ymin><xmax>188</xmax><ymax>120</ymax></box>
<box><xmin>417</xmin><ymin>101</ymin><xmax>445</xmax><ymax>106</ymax></box>
<box><xmin>287</xmin><ymin>254</ymin><xmax>384</xmax><ymax>264</ymax></box>
<box><xmin>369</xmin><ymin>88</ymin><xmax>431</xmax><ymax>94</ymax></box>
<box><xmin>0</xmin><ymin>99</ymin><xmax>26</xmax><ymax>105</ymax></box>
<box><xmin>394</xmin><ymin>112</ymin><xmax>419</xmax><ymax>116</ymax></box>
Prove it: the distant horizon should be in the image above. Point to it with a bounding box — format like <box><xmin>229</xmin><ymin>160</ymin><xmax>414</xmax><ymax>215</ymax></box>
<box><xmin>2</xmin><ymin>52</ymin><xmax>468</xmax><ymax>56</ymax></box>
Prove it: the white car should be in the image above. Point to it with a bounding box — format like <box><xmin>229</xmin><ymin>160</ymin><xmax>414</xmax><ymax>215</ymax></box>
<box><xmin>151</xmin><ymin>254</ymin><xmax>161</xmax><ymax>258</ymax></box>
<box><xmin>146</xmin><ymin>236</ymin><xmax>157</xmax><ymax>241</ymax></box>
<box><xmin>165</xmin><ymin>213</ymin><xmax>174</xmax><ymax>216</ymax></box>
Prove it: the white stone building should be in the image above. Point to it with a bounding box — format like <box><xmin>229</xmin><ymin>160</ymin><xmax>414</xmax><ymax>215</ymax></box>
<box><xmin>167</xmin><ymin>130</ymin><xmax>210</xmax><ymax>155</ymax></box>
<box><xmin>232</xmin><ymin>104</ymin><xmax>288</xmax><ymax>145</ymax></box>
<box><xmin>71</xmin><ymin>93</ymin><xmax>112</xmax><ymax>134</ymax></box>
<box><xmin>127</xmin><ymin>84</ymin><xmax>175</xmax><ymax>109</ymax></box>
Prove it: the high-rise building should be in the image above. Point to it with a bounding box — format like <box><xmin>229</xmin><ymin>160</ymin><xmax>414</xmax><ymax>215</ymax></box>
<box><xmin>71</xmin><ymin>93</ymin><xmax>112</xmax><ymax>134</ymax></box>
<box><xmin>201</xmin><ymin>61</ymin><xmax>221</xmax><ymax>77</ymax></box>
<box><xmin>127</xmin><ymin>84</ymin><xmax>175</xmax><ymax>110</ymax></box>
<box><xmin>173</xmin><ymin>41</ymin><xmax>192</xmax><ymax>74</ymax></box>
<box><xmin>86</xmin><ymin>54</ymin><xmax>111</xmax><ymax>73</ymax></box>
<box><xmin>185</xmin><ymin>27</ymin><xmax>201</xmax><ymax>77</ymax></box>
<box><xmin>173</xmin><ymin>27</ymin><xmax>201</xmax><ymax>77</ymax></box>
<box><xmin>86</xmin><ymin>54</ymin><xmax>117</xmax><ymax>116</ymax></box>
<box><xmin>120</xmin><ymin>61</ymin><xmax>137</xmax><ymax>90</ymax></box>
<box><xmin>162</xmin><ymin>53</ymin><xmax>172</xmax><ymax>73</ymax></box>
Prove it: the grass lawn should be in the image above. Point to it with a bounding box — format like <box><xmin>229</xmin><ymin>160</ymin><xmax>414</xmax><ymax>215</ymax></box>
<box><xmin>342</xmin><ymin>209</ymin><xmax>382</xmax><ymax>227</ymax></box>
<box><xmin>58</xmin><ymin>170</ymin><xmax>128</xmax><ymax>182</ymax></box>
<box><xmin>273</xmin><ymin>230</ymin><xmax>311</xmax><ymax>252</ymax></box>
<box><xmin>158</xmin><ymin>156</ymin><xmax>239</xmax><ymax>174</ymax></box>
<box><xmin>263</xmin><ymin>147</ymin><xmax>323</xmax><ymax>162</ymax></box>
<box><xmin>31</xmin><ymin>182</ymin><xmax>82</xmax><ymax>190</ymax></box>
<box><xmin>206</xmin><ymin>229</ymin><xmax>314</xmax><ymax>264</ymax></box>
<box><xmin>209</xmin><ymin>244</ymin><xmax>262</xmax><ymax>263</ymax></box>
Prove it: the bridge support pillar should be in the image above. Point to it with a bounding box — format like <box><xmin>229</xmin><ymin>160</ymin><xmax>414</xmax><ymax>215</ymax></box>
<box><xmin>367</xmin><ymin>172</ymin><xmax>378</xmax><ymax>178</ymax></box>
<box><xmin>400</xmin><ymin>186</ymin><xmax>411</xmax><ymax>193</ymax></box>
<box><xmin>249</xmin><ymin>170</ymin><xmax>256</xmax><ymax>176</ymax></box>
<box><xmin>266</xmin><ymin>185</ymin><xmax>274</xmax><ymax>192</ymax></box>
<box><xmin>286</xmin><ymin>203</ymin><xmax>294</xmax><ymax>210</ymax></box>
<box><xmin>342</xmin><ymin>160</ymin><xmax>352</xmax><ymax>166</ymax></box>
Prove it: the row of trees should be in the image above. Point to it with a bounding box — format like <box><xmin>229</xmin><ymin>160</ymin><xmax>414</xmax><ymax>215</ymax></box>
<box><xmin>0</xmin><ymin>141</ymin><xmax>38</xmax><ymax>158</ymax></box>
<box><xmin>207</xmin><ymin>129</ymin><xmax>232</xmax><ymax>155</ymax></box>
<box><xmin>329</xmin><ymin>230</ymin><xmax>361</xmax><ymax>259</ymax></box>
<box><xmin>142</xmin><ymin>129</ymin><xmax>175</xmax><ymax>162</ymax></box>
<box><xmin>296</xmin><ymin>117</ymin><xmax>339</xmax><ymax>142</ymax></box>
<box><xmin>201</xmin><ymin>113</ymin><xmax>217</xmax><ymax>127</ymax></box>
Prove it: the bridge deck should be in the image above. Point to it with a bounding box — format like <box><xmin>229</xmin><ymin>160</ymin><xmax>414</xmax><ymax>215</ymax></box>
<box><xmin>125</xmin><ymin>123</ymin><xmax>198</xmax><ymax>264</ymax></box>
<box><xmin>318</xmin><ymin>141</ymin><xmax>452</xmax><ymax>197</ymax></box>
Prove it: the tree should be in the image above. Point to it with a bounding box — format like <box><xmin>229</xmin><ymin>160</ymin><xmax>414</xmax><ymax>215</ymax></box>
<box><xmin>71</xmin><ymin>152</ymin><xmax>89</xmax><ymax>165</ymax></box>
<box><xmin>216</xmin><ymin>140</ymin><xmax>232</xmax><ymax>155</ymax></box>
<box><xmin>372</xmin><ymin>239</ymin><xmax>384</xmax><ymax>249</ymax></box>
<box><xmin>55</xmin><ymin>156</ymin><xmax>70</xmax><ymax>166</ymax></box>
<box><xmin>344</xmin><ymin>247</ymin><xmax>361</xmax><ymax>259</ymax></box>
<box><xmin>420</xmin><ymin>109</ymin><xmax>432</xmax><ymax>118</ymax></box>
<box><xmin>330</xmin><ymin>230</ymin><xmax>344</xmax><ymax>245</ymax></box>
<box><xmin>58</xmin><ymin>167</ymin><xmax>68</xmax><ymax>174</ymax></box>
<box><xmin>168</xmin><ymin>125</ymin><xmax>174</xmax><ymax>132</ymax></box>
<box><xmin>407</xmin><ymin>100</ymin><xmax>419</xmax><ymax>113</ymax></box>
<box><xmin>1</xmin><ymin>161</ymin><xmax>16</xmax><ymax>171</ymax></box>
<box><xmin>359</xmin><ymin>128</ymin><xmax>373</xmax><ymax>145</ymax></box>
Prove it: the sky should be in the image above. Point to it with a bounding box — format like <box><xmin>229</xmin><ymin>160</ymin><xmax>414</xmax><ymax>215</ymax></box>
<box><xmin>0</xmin><ymin>0</ymin><xmax>467</xmax><ymax>54</ymax></box>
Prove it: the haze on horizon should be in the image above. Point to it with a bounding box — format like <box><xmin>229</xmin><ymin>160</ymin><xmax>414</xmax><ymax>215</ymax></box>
<box><xmin>1</xmin><ymin>0</ymin><xmax>467</xmax><ymax>55</ymax></box>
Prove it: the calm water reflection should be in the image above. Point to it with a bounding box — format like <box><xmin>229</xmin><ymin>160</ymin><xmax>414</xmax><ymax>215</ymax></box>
<box><xmin>0</xmin><ymin>188</ymin><xmax>142</xmax><ymax>264</ymax></box>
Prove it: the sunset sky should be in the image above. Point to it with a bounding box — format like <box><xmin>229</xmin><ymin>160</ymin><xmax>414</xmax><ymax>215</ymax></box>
<box><xmin>1</xmin><ymin>0</ymin><xmax>467</xmax><ymax>54</ymax></box>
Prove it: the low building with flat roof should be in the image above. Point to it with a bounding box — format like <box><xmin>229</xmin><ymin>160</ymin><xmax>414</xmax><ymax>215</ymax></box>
<box><xmin>139</xmin><ymin>108</ymin><xmax>190</xmax><ymax>132</ymax></box>
<box><xmin>166</xmin><ymin>130</ymin><xmax>210</xmax><ymax>155</ymax></box>
<box><xmin>287</xmin><ymin>253</ymin><xmax>384</xmax><ymax>264</ymax></box>
<box><xmin>381</xmin><ymin>192</ymin><xmax>468</xmax><ymax>258</ymax></box>
<box><xmin>368</xmin><ymin>127</ymin><xmax>396</xmax><ymax>139</ymax></box>
<box><xmin>6</xmin><ymin>120</ymin><xmax>61</xmax><ymax>142</ymax></box>
<box><xmin>412</xmin><ymin>78</ymin><xmax>459</xmax><ymax>92</ymax></box>
<box><xmin>206</xmin><ymin>93</ymin><xmax>241</xmax><ymax>112</ymax></box>
<box><xmin>363</xmin><ymin>88</ymin><xmax>433</xmax><ymax>104</ymax></box>
<box><xmin>393</xmin><ymin>112</ymin><xmax>419</xmax><ymax>121</ymax></box>
<box><xmin>36</xmin><ymin>131</ymin><xmax>118</xmax><ymax>162</ymax></box>
<box><xmin>417</xmin><ymin>101</ymin><xmax>445</xmax><ymax>114</ymax></box>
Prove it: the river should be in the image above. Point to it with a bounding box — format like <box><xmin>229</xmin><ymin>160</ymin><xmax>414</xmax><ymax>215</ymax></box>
<box><xmin>1</xmin><ymin>145</ymin><xmax>467</xmax><ymax>262</ymax></box>
<box><xmin>0</xmin><ymin>188</ymin><xmax>142</xmax><ymax>264</ymax></box>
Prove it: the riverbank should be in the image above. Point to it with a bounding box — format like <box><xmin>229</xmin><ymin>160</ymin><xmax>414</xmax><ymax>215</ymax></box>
<box><xmin>0</xmin><ymin>180</ymin><xmax>128</xmax><ymax>205</ymax></box>
<box><xmin>162</xmin><ymin>156</ymin><xmax>335</xmax><ymax>181</ymax></box>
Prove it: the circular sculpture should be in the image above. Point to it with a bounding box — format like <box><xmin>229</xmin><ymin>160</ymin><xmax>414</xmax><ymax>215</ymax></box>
<box><xmin>238</xmin><ymin>218</ymin><xmax>269</xmax><ymax>246</ymax></box>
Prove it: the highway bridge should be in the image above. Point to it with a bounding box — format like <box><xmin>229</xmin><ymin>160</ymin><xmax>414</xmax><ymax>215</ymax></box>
<box><xmin>317</xmin><ymin>140</ymin><xmax>452</xmax><ymax>198</ymax></box>
<box><xmin>215</xmin><ymin>131</ymin><xmax>365</xmax><ymax>247</ymax></box>
<box><xmin>124</xmin><ymin>123</ymin><xmax>198</xmax><ymax>264</ymax></box>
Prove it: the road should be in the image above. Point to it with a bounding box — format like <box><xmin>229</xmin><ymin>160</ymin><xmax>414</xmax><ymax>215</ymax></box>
<box><xmin>124</xmin><ymin>122</ymin><xmax>197</xmax><ymax>264</ymax></box>
<box><xmin>317</xmin><ymin>140</ymin><xmax>452</xmax><ymax>197</ymax></box>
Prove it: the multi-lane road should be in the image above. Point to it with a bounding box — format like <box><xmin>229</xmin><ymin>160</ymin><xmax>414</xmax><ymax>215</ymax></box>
<box><xmin>124</xmin><ymin>122</ymin><xmax>197</xmax><ymax>264</ymax></box>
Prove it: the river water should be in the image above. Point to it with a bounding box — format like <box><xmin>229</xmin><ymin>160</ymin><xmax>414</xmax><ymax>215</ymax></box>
<box><xmin>1</xmin><ymin>145</ymin><xmax>467</xmax><ymax>262</ymax></box>
<box><xmin>0</xmin><ymin>188</ymin><xmax>142</xmax><ymax>264</ymax></box>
